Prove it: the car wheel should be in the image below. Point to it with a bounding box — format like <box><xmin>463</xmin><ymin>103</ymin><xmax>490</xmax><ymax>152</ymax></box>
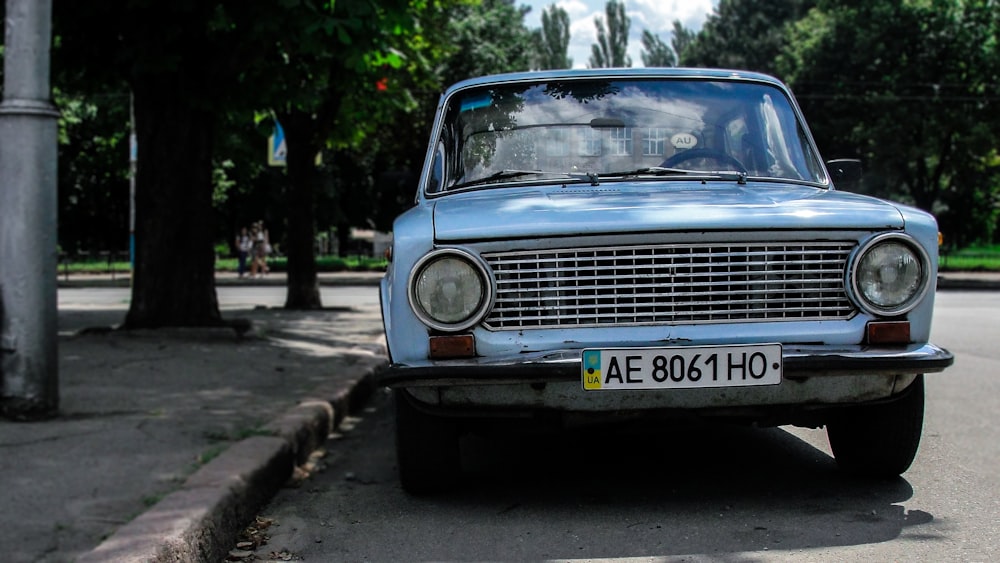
<box><xmin>393</xmin><ymin>389</ymin><xmax>461</xmax><ymax>494</ymax></box>
<box><xmin>826</xmin><ymin>375</ymin><xmax>925</xmax><ymax>478</ymax></box>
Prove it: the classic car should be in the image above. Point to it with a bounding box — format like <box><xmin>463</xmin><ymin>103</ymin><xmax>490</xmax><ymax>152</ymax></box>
<box><xmin>378</xmin><ymin>68</ymin><xmax>954</xmax><ymax>493</ymax></box>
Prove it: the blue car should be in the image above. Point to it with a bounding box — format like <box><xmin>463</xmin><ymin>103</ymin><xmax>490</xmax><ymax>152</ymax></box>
<box><xmin>378</xmin><ymin>68</ymin><xmax>954</xmax><ymax>493</ymax></box>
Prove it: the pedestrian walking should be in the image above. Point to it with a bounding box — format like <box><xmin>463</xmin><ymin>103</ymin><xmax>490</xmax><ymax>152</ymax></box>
<box><xmin>236</xmin><ymin>227</ymin><xmax>253</xmax><ymax>278</ymax></box>
<box><xmin>251</xmin><ymin>221</ymin><xmax>271</xmax><ymax>278</ymax></box>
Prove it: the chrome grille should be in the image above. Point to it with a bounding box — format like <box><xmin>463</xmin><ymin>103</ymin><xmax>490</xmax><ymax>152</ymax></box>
<box><xmin>482</xmin><ymin>242</ymin><xmax>856</xmax><ymax>329</ymax></box>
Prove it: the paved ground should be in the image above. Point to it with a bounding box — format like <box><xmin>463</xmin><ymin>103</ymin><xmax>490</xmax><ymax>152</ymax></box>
<box><xmin>1</xmin><ymin>273</ymin><xmax>386</xmax><ymax>563</ymax></box>
<box><xmin>0</xmin><ymin>269</ymin><xmax>996</xmax><ymax>562</ymax></box>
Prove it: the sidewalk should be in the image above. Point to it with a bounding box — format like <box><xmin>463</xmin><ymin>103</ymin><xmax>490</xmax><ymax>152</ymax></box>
<box><xmin>1</xmin><ymin>281</ymin><xmax>388</xmax><ymax>562</ymax></box>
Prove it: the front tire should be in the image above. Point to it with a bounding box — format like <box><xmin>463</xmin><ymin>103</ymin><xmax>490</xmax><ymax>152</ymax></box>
<box><xmin>826</xmin><ymin>375</ymin><xmax>925</xmax><ymax>477</ymax></box>
<box><xmin>393</xmin><ymin>389</ymin><xmax>461</xmax><ymax>494</ymax></box>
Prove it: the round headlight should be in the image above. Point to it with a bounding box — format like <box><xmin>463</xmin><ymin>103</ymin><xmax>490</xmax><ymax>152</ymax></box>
<box><xmin>852</xmin><ymin>235</ymin><xmax>929</xmax><ymax>316</ymax></box>
<box><xmin>408</xmin><ymin>249</ymin><xmax>492</xmax><ymax>331</ymax></box>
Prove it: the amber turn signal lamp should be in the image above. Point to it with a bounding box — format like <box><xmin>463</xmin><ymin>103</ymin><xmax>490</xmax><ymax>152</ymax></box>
<box><xmin>866</xmin><ymin>321</ymin><xmax>911</xmax><ymax>344</ymax></box>
<box><xmin>429</xmin><ymin>335</ymin><xmax>475</xmax><ymax>359</ymax></box>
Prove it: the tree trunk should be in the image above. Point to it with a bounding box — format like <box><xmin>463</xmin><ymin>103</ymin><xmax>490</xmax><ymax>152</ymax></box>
<box><xmin>280</xmin><ymin>110</ymin><xmax>323</xmax><ymax>310</ymax></box>
<box><xmin>123</xmin><ymin>83</ymin><xmax>222</xmax><ymax>328</ymax></box>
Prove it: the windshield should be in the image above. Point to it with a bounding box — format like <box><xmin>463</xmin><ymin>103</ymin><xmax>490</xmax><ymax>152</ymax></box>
<box><xmin>429</xmin><ymin>78</ymin><xmax>827</xmax><ymax>192</ymax></box>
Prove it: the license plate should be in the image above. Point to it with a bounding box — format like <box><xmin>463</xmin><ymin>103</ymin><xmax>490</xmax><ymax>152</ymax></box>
<box><xmin>582</xmin><ymin>344</ymin><xmax>782</xmax><ymax>390</ymax></box>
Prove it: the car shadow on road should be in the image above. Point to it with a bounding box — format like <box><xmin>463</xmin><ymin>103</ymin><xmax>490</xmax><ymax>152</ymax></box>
<box><xmin>436</xmin><ymin>421</ymin><xmax>930</xmax><ymax>557</ymax></box>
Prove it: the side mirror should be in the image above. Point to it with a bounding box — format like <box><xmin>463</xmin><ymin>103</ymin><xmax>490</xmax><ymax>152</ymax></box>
<box><xmin>826</xmin><ymin>159</ymin><xmax>863</xmax><ymax>186</ymax></box>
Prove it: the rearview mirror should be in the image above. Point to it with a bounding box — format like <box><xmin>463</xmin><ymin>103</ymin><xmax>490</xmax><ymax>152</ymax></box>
<box><xmin>589</xmin><ymin>117</ymin><xmax>627</xmax><ymax>128</ymax></box>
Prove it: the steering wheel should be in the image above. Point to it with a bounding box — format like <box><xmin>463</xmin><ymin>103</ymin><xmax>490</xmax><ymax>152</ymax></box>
<box><xmin>661</xmin><ymin>148</ymin><xmax>748</xmax><ymax>173</ymax></box>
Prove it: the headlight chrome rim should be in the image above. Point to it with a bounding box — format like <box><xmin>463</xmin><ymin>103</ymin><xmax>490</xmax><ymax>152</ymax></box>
<box><xmin>407</xmin><ymin>248</ymin><xmax>494</xmax><ymax>332</ymax></box>
<box><xmin>849</xmin><ymin>233</ymin><xmax>931</xmax><ymax>317</ymax></box>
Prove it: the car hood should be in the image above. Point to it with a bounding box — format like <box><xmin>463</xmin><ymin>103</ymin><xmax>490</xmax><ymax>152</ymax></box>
<box><xmin>431</xmin><ymin>183</ymin><xmax>906</xmax><ymax>241</ymax></box>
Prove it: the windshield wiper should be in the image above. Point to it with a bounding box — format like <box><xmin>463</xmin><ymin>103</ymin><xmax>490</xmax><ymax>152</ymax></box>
<box><xmin>600</xmin><ymin>167</ymin><xmax>749</xmax><ymax>185</ymax></box>
<box><xmin>449</xmin><ymin>169</ymin><xmax>577</xmax><ymax>190</ymax></box>
<box><xmin>600</xmin><ymin>167</ymin><xmax>698</xmax><ymax>178</ymax></box>
<box><xmin>450</xmin><ymin>166</ymin><xmax>751</xmax><ymax>191</ymax></box>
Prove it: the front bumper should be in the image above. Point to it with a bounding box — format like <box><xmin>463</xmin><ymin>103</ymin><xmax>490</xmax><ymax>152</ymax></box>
<box><xmin>379</xmin><ymin>343</ymin><xmax>954</xmax><ymax>388</ymax></box>
<box><xmin>380</xmin><ymin>343</ymin><xmax>951</xmax><ymax>415</ymax></box>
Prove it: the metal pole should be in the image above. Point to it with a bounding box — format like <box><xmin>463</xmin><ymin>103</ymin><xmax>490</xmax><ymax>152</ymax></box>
<box><xmin>129</xmin><ymin>93</ymin><xmax>136</xmax><ymax>276</ymax></box>
<box><xmin>0</xmin><ymin>0</ymin><xmax>61</xmax><ymax>419</ymax></box>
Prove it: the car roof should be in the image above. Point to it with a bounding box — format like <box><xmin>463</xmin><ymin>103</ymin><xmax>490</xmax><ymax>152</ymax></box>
<box><xmin>443</xmin><ymin>68</ymin><xmax>788</xmax><ymax>96</ymax></box>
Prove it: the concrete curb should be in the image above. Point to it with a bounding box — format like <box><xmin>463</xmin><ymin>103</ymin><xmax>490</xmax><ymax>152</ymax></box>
<box><xmin>78</xmin><ymin>356</ymin><xmax>388</xmax><ymax>563</ymax></box>
<box><xmin>936</xmin><ymin>275</ymin><xmax>1000</xmax><ymax>291</ymax></box>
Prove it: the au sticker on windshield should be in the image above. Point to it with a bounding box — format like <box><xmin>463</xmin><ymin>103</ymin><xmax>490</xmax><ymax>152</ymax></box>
<box><xmin>671</xmin><ymin>133</ymin><xmax>698</xmax><ymax>149</ymax></box>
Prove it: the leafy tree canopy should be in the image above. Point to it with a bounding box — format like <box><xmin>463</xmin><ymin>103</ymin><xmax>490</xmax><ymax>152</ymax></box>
<box><xmin>589</xmin><ymin>0</ymin><xmax>631</xmax><ymax>68</ymax></box>
<box><xmin>684</xmin><ymin>0</ymin><xmax>815</xmax><ymax>74</ymax></box>
<box><xmin>640</xmin><ymin>30</ymin><xmax>675</xmax><ymax>67</ymax></box>
<box><xmin>533</xmin><ymin>4</ymin><xmax>572</xmax><ymax>70</ymax></box>
<box><xmin>777</xmin><ymin>0</ymin><xmax>1000</xmax><ymax>245</ymax></box>
<box><xmin>440</xmin><ymin>0</ymin><xmax>533</xmax><ymax>86</ymax></box>
<box><xmin>671</xmin><ymin>20</ymin><xmax>697</xmax><ymax>65</ymax></box>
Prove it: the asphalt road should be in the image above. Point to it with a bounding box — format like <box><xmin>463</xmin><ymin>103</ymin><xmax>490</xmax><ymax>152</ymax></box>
<box><xmin>248</xmin><ymin>289</ymin><xmax>999</xmax><ymax>562</ymax></box>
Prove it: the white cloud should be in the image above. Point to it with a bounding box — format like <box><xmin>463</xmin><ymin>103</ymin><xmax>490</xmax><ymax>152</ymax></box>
<box><xmin>522</xmin><ymin>0</ymin><xmax>718</xmax><ymax>68</ymax></box>
<box><xmin>630</xmin><ymin>0</ymin><xmax>715</xmax><ymax>33</ymax></box>
<box><xmin>567</xmin><ymin>10</ymin><xmax>600</xmax><ymax>67</ymax></box>
<box><xmin>552</xmin><ymin>0</ymin><xmax>589</xmax><ymax>19</ymax></box>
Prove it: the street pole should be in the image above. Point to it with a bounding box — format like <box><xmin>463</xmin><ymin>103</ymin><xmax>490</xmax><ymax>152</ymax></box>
<box><xmin>129</xmin><ymin>93</ymin><xmax>137</xmax><ymax>277</ymax></box>
<box><xmin>0</xmin><ymin>0</ymin><xmax>61</xmax><ymax>419</ymax></box>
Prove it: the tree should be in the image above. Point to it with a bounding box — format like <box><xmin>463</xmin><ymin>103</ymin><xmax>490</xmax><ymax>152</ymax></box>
<box><xmin>684</xmin><ymin>0</ymin><xmax>815</xmax><ymax>74</ymax></box>
<box><xmin>440</xmin><ymin>0</ymin><xmax>534</xmax><ymax>85</ymax></box>
<box><xmin>533</xmin><ymin>4</ymin><xmax>572</xmax><ymax>70</ymax></box>
<box><xmin>54</xmin><ymin>2</ymin><xmax>283</xmax><ymax>328</ymax></box>
<box><xmin>671</xmin><ymin>20</ymin><xmax>697</xmax><ymax>65</ymax></box>
<box><xmin>364</xmin><ymin>0</ymin><xmax>535</xmax><ymax>235</ymax></box>
<box><xmin>259</xmin><ymin>0</ymin><xmax>421</xmax><ymax>309</ymax></box>
<box><xmin>589</xmin><ymin>0</ymin><xmax>631</xmax><ymax>68</ymax></box>
<box><xmin>640</xmin><ymin>30</ymin><xmax>675</xmax><ymax>67</ymax></box>
<box><xmin>54</xmin><ymin>92</ymin><xmax>131</xmax><ymax>255</ymax></box>
<box><xmin>778</xmin><ymin>0</ymin><xmax>1000</xmax><ymax>245</ymax></box>
<box><xmin>54</xmin><ymin>1</ymin><xmax>424</xmax><ymax>319</ymax></box>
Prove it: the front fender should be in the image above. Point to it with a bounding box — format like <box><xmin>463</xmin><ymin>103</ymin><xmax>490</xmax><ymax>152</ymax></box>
<box><xmin>383</xmin><ymin>204</ymin><xmax>435</xmax><ymax>364</ymax></box>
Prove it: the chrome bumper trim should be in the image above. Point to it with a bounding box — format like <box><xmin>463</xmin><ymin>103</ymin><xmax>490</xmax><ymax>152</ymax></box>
<box><xmin>378</xmin><ymin>343</ymin><xmax>953</xmax><ymax>387</ymax></box>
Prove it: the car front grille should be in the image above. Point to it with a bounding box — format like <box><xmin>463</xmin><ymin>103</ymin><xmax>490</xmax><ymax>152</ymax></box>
<box><xmin>481</xmin><ymin>241</ymin><xmax>857</xmax><ymax>330</ymax></box>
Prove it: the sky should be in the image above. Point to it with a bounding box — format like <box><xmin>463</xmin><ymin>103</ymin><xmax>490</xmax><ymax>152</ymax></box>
<box><xmin>520</xmin><ymin>0</ymin><xmax>719</xmax><ymax>68</ymax></box>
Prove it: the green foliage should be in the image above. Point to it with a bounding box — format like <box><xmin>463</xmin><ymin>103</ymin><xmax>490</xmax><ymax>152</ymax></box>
<box><xmin>677</xmin><ymin>0</ymin><xmax>1000</xmax><ymax>246</ymax></box>
<box><xmin>439</xmin><ymin>0</ymin><xmax>533</xmax><ymax>85</ymax></box>
<box><xmin>777</xmin><ymin>0</ymin><xmax>1000</xmax><ymax>246</ymax></box>
<box><xmin>940</xmin><ymin>243</ymin><xmax>1000</xmax><ymax>271</ymax></box>
<box><xmin>211</xmin><ymin>160</ymin><xmax>237</xmax><ymax>206</ymax></box>
<box><xmin>684</xmin><ymin>0</ymin><xmax>815</xmax><ymax>73</ymax></box>
<box><xmin>48</xmin><ymin>0</ymin><xmax>537</xmax><ymax>271</ymax></box>
<box><xmin>671</xmin><ymin>21</ymin><xmax>697</xmax><ymax>64</ymax></box>
<box><xmin>589</xmin><ymin>0</ymin><xmax>631</xmax><ymax>68</ymax></box>
<box><xmin>640</xmin><ymin>30</ymin><xmax>675</xmax><ymax>67</ymax></box>
<box><xmin>195</xmin><ymin>445</ymin><xmax>227</xmax><ymax>468</ymax></box>
<box><xmin>54</xmin><ymin>89</ymin><xmax>131</xmax><ymax>254</ymax></box>
<box><xmin>533</xmin><ymin>4</ymin><xmax>573</xmax><ymax>70</ymax></box>
<box><xmin>349</xmin><ymin>0</ymin><xmax>534</xmax><ymax>233</ymax></box>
